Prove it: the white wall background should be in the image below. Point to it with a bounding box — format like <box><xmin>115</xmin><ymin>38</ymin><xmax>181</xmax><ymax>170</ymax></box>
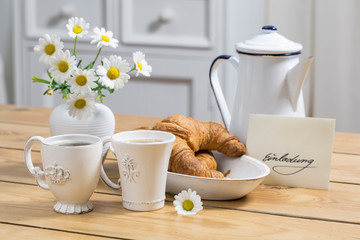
<box><xmin>3</xmin><ymin>0</ymin><xmax>360</xmax><ymax>133</ymax></box>
<box><xmin>264</xmin><ymin>0</ymin><xmax>360</xmax><ymax>133</ymax></box>
<box><xmin>0</xmin><ymin>0</ymin><xmax>13</xmax><ymax>104</ymax></box>
<box><xmin>312</xmin><ymin>0</ymin><xmax>360</xmax><ymax>133</ymax></box>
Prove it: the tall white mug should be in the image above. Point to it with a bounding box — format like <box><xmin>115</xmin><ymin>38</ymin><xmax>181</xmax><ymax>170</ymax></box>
<box><xmin>101</xmin><ymin>130</ymin><xmax>175</xmax><ymax>211</ymax></box>
<box><xmin>24</xmin><ymin>134</ymin><xmax>105</xmax><ymax>214</ymax></box>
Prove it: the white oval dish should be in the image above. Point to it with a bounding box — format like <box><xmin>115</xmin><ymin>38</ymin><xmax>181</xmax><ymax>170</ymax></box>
<box><xmin>166</xmin><ymin>153</ymin><xmax>270</xmax><ymax>200</ymax></box>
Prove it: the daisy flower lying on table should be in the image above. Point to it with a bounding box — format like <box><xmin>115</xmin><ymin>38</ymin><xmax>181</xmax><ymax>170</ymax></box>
<box><xmin>32</xmin><ymin>17</ymin><xmax>152</xmax><ymax>120</ymax></box>
<box><xmin>173</xmin><ymin>189</ymin><xmax>203</xmax><ymax>215</ymax></box>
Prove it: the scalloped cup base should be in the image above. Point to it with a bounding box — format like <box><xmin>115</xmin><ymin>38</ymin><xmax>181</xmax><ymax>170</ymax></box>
<box><xmin>53</xmin><ymin>201</ymin><xmax>93</xmax><ymax>214</ymax></box>
<box><xmin>122</xmin><ymin>198</ymin><xmax>165</xmax><ymax>212</ymax></box>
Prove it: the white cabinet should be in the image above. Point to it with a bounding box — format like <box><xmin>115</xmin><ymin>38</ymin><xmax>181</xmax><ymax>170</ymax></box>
<box><xmin>13</xmin><ymin>0</ymin><xmax>227</xmax><ymax>121</ymax></box>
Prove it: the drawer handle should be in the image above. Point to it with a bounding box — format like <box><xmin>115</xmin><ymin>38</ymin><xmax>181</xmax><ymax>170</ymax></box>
<box><xmin>159</xmin><ymin>8</ymin><xmax>175</xmax><ymax>23</ymax></box>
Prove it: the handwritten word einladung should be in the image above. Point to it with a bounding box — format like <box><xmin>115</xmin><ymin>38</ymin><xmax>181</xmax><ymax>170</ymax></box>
<box><xmin>263</xmin><ymin>153</ymin><xmax>315</xmax><ymax>175</ymax></box>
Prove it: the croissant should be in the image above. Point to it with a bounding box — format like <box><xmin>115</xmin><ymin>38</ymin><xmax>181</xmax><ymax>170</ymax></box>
<box><xmin>143</xmin><ymin>114</ymin><xmax>246</xmax><ymax>178</ymax></box>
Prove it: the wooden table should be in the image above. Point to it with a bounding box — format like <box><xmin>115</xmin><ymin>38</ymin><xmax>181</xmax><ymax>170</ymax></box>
<box><xmin>1</xmin><ymin>104</ymin><xmax>360</xmax><ymax>239</ymax></box>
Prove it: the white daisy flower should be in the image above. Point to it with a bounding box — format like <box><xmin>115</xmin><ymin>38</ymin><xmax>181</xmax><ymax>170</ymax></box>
<box><xmin>67</xmin><ymin>94</ymin><xmax>96</xmax><ymax>119</ymax></box>
<box><xmin>48</xmin><ymin>50</ymin><xmax>77</xmax><ymax>83</ymax></box>
<box><xmin>66</xmin><ymin>17</ymin><xmax>90</xmax><ymax>38</ymax></box>
<box><xmin>96</xmin><ymin>55</ymin><xmax>131</xmax><ymax>91</ymax></box>
<box><xmin>33</xmin><ymin>34</ymin><xmax>64</xmax><ymax>64</ymax></box>
<box><xmin>90</xmin><ymin>27</ymin><xmax>119</xmax><ymax>48</ymax></box>
<box><xmin>67</xmin><ymin>68</ymin><xmax>97</xmax><ymax>94</ymax></box>
<box><xmin>133</xmin><ymin>51</ymin><xmax>152</xmax><ymax>77</ymax></box>
<box><xmin>173</xmin><ymin>189</ymin><xmax>203</xmax><ymax>215</ymax></box>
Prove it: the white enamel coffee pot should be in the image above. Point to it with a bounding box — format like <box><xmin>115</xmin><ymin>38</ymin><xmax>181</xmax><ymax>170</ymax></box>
<box><xmin>210</xmin><ymin>25</ymin><xmax>314</xmax><ymax>143</ymax></box>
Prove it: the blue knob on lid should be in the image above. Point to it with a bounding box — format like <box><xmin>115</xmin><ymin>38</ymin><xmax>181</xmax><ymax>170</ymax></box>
<box><xmin>262</xmin><ymin>25</ymin><xmax>277</xmax><ymax>31</ymax></box>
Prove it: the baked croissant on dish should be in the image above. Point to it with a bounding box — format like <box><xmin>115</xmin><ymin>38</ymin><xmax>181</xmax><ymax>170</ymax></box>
<box><xmin>138</xmin><ymin>114</ymin><xmax>246</xmax><ymax>178</ymax></box>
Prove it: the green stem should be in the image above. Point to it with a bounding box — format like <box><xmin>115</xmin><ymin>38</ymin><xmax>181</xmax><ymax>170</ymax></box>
<box><xmin>49</xmin><ymin>78</ymin><xmax>54</xmax><ymax>89</ymax></box>
<box><xmin>93</xmin><ymin>47</ymin><xmax>102</xmax><ymax>66</ymax></box>
<box><xmin>127</xmin><ymin>65</ymin><xmax>136</xmax><ymax>74</ymax></box>
<box><xmin>84</xmin><ymin>47</ymin><xmax>103</xmax><ymax>70</ymax></box>
<box><xmin>73</xmin><ymin>36</ymin><xmax>78</xmax><ymax>57</ymax></box>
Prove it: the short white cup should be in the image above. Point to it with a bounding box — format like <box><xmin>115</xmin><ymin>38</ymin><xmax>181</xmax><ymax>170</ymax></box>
<box><xmin>101</xmin><ymin>130</ymin><xmax>175</xmax><ymax>211</ymax></box>
<box><xmin>24</xmin><ymin>134</ymin><xmax>105</xmax><ymax>214</ymax></box>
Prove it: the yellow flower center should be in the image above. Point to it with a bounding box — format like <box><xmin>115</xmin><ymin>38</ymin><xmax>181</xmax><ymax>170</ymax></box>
<box><xmin>74</xmin><ymin>99</ymin><xmax>86</xmax><ymax>109</ymax></box>
<box><xmin>44</xmin><ymin>44</ymin><xmax>56</xmax><ymax>55</ymax></box>
<box><xmin>107</xmin><ymin>67</ymin><xmax>119</xmax><ymax>80</ymax></box>
<box><xmin>76</xmin><ymin>75</ymin><xmax>87</xmax><ymax>86</ymax></box>
<box><xmin>182</xmin><ymin>200</ymin><xmax>194</xmax><ymax>211</ymax></box>
<box><xmin>58</xmin><ymin>61</ymin><xmax>69</xmax><ymax>73</ymax></box>
<box><xmin>137</xmin><ymin>62</ymin><xmax>143</xmax><ymax>71</ymax></box>
<box><xmin>73</xmin><ymin>26</ymin><xmax>82</xmax><ymax>34</ymax></box>
<box><xmin>102</xmin><ymin>35</ymin><xmax>110</xmax><ymax>42</ymax></box>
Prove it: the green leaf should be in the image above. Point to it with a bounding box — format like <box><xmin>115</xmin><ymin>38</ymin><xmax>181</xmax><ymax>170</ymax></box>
<box><xmin>32</xmin><ymin>76</ymin><xmax>50</xmax><ymax>84</ymax></box>
<box><xmin>47</xmin><ymin>70</ymin><xmax>52</xmax><ymax>79</ymax></box>
<box><xmin>60</xmin><ymin>87</ymin><xmax>71</xmax><ymax>99</ymax></box>
<box><xmin>77</xmin><ymin>59</ymin><xmax>82</xmax><ymax>68</ymax></box>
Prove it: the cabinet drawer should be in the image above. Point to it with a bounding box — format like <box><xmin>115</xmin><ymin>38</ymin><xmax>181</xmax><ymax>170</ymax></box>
<box><xmin>24</xmin><ymin>0</ymin><xmax>107</xmax><ymax>41</ymax></box>
<box><xmin>120</xmin><ymin>0</ymin><xmax>216</xmax><ymax>48</ymax></box>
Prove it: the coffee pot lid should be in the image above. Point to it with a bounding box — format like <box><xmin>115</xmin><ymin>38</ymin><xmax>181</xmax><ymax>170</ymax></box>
<box><xmin>235</xmin><ymin>25</ymin><xmax>303</xmax><ymax>55</ymax></box>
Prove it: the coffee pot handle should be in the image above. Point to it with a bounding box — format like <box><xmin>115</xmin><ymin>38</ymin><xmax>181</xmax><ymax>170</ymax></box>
<box><xmin>100</xmin><ymin>136</ymin><xmax>121</xmax><ymax>190</ymax></box>
<box><xmin>209</xmin><ymin>55</ymin><xmax>239</xmax><ymax>130</ymax></box>
<box><xmin>24</xmin><ymin>136</ymin><xmax>49</xmax><ymax>190</ymax></box>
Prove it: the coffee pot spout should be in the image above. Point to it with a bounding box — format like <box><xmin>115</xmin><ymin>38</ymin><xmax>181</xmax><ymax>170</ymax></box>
<box><xmin>286</xmin><ymin>56</ymin><xmax>314</xmax><ymax>111</ymax></box>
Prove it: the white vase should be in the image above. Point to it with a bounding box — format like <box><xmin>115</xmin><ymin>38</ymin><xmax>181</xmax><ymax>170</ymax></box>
<box><xmin>49</xmin><ymin>103</ymin><xmax>115</xmax><ymax>158</ymax></box>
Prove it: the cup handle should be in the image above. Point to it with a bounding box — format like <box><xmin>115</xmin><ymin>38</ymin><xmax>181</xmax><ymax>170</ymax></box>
<box><xmin>100</xmin><ymin>136</ymin><xmax>121</xmax><ymax>190</ymax></box>
<box><xmin>24</xmin><ymin>136</ymin><xmax>49</xmax><ymax>190</ymax></box>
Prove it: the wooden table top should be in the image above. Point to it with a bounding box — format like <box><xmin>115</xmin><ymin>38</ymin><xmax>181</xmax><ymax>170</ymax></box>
<box><xmin>1</xmin><ymin>104</ymin><xmax>360</xmax><ymax>239</ymax></box>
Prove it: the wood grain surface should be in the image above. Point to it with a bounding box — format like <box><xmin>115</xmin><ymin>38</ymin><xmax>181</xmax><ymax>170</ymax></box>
<box><xmin>0</xmin><ymin>105</ymin><xmax>359</xmax><ymax>239</ymax></box>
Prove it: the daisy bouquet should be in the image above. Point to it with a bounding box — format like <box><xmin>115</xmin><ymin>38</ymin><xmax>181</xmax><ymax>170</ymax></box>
<box><xmin>32</xmin><ymin>17</ymin><xmax>152</xmax><ymax>119</ymax></box>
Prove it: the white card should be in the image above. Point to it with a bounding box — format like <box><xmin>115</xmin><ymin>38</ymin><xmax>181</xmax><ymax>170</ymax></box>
<box><xmin>246</xmin><ymin>114</ymin><xmax>336</xmax><ymax>190</ymax></box>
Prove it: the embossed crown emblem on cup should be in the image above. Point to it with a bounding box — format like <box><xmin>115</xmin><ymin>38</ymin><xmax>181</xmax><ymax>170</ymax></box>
<box><xmin>44</xmin><ymin>162</ymin><xmax>71</xmax><ymax>184</ymax></box>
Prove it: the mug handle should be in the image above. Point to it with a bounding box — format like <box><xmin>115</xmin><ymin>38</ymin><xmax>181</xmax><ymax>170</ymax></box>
<box><xmin>100</xmin><ymin>136</ymin><xmax>121</xmax><ymax>190</ymax></box>
<box><xmin>209</xmin><ymin>55</ymin><xmax>239</xmax><ymax>130</ymax></box>
<box><xmin>24</xmin><ymin>136</ymin><xmax>49</xmax><ymax>190</ymax></box>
